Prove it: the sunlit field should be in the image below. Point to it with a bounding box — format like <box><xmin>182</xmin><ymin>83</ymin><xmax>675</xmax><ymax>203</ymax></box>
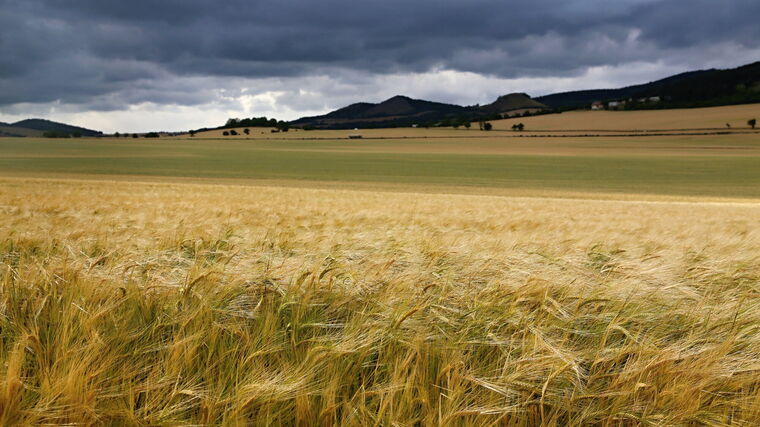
<box><xmin>2</xmin><ymin>177</ymin><xmax>760</xmax><ymax>424</ymax></box>
<box><xmin>489</xmin><ymin>103</ymin><xmax>760</xmax><ymax>132</ymax></box>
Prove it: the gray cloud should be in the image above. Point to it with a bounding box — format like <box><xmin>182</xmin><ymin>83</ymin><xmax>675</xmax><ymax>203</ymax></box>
<box><xmin>1</xmin><ymin>0</ymin><xmax>759</xmax><ymax>124</ymax></box>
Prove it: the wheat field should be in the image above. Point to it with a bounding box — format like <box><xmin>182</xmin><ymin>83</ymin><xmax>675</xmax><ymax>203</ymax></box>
<box><xmin>490</xmin><ymin>104</ymin><xmax>760</xmax><ymax>132</ymax></box>
<box><xmin>1</xmin><ymin>177</ymin><xmax>759</xmax><ymax>425</ymax></box>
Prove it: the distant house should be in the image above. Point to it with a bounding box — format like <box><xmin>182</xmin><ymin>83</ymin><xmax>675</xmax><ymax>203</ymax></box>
<box><xmin>591</xmin><ymin>101</ymin><xmax>604</xmax><ymax>110</ymax></box>
<box><xmin>636</xmin><ymin>96</ymin><xmax>661</xmax><ymax>104</ymax></box>
<box><xmin>608</xmin><ymin>100</ymin><xmax>626</xmax><ymax>110</ymax></box>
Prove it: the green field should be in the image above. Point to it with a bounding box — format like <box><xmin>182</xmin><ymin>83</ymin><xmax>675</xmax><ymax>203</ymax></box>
<box><xmin>2</xmin><ymin>137</ymin><xmax>760</xmax><ymax>197</ymax></box>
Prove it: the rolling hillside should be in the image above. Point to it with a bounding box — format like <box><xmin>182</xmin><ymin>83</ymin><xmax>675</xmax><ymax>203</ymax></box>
<box><xmin>289</xmin><ymin>61</ymin><xmax>760</xmax><ymax>131</ymax></box>
<box><xmin>290</xmin><ymin>95</ymin><xmax>468</xmax><ymax>129</ymax></box>
<box><xmin>0</xmin><ymin>124</ymin><xmax>45</xmax><ymax>137</ymax></box>
<box><xmin>0</xmin><ymin>119</ymin><xmax>101</xmax><ymax>137</ymax></box>
<box><xmin>537</xmin><ymin>61</ymin><xmax>760</xmax><ymax>109</ymax></box>
<box><xmin>290</xmin><ymin>93</ymin><xmax>549</xmax><ymax>129</ymax></box>
<box><xmin>491</xmin><ymin>103</ymin><xmax>760</xmax><ymax>131</ymax></box>
<box><xmin>478</xmin><ymin>93</ymin><xmax>549</xmax><ymax>115</ymax></box>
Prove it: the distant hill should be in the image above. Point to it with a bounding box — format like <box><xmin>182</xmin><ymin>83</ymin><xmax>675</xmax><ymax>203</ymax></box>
<box><xmin>291</xmin><ymin>95</ymin><xmax>469</xmax><ymax>129</ymax></box>
<box><xmin>290</xmin><ymin>93</ymin><xmax>549</xmax><ymax>129</ymax></box>
<box><xmin>537</xmin><ymin>61</ymin><xmax>760</xmax><ymax>109</ymax></box>
<box><xmin>288</xmin><ymin>61</ymin><xmax>760</xmax><ymax>129</ymax></box>
<box><xmin>0</xmin><ymin>119</ymin><xmax>102</xmax><ymax>137</ymax></box>
<box><xmin>11</xmin><ymin>119</ymin><xmax>101</xmax><ymax>136</ymax></box>
<box><xmin>479</xmin><ymin>93</ymin><xmax>550</xmax><ymax>115</ymax></box>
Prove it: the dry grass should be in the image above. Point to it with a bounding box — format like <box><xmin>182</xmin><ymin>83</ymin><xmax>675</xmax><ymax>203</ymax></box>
<box><xmin>491</xmin><ymin>104</ymin><xmax>760</xmax><ymax>131</ymax></box>
<box><xmin>2</xmin><ymin>177</ymin><xmax>760</xmax><ymax>425</ymax></box>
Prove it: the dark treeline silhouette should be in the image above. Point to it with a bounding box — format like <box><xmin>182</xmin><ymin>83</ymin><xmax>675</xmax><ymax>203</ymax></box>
<box><xmin>224</xmin><ymin>117</ymin><xmax>290</xmax><ymax>131</ymax></box>
<box><xmin>538</xmin><ymin>61</ymin><xmax>760</xmax><ymax>110</ymax></box>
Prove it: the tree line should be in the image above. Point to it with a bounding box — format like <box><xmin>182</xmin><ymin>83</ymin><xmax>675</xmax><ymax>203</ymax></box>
<box><xmin>223</xmin><ymin>117</ymin><xmax>290</xmax><ymax>131</ymax></box>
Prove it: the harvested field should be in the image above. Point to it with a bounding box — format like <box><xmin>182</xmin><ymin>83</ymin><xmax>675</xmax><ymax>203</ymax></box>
<box><xmin>491</xmin><ymin>103</ymin><xmax>760</xmax><ymax>132</ymax></box>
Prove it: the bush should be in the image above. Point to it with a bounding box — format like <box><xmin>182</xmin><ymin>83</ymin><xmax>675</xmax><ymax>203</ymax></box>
<box><xmin>42</xmin><ymin>131</ymin><xmax>71</xmax><ymax>138</ymax></box>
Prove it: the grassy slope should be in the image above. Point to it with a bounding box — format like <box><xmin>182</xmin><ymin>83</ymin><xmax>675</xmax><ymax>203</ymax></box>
<box><xmin>1</xmin><ymin>137</ymin><xmax>760</xmax><ymax>197</ymax></box>
<box><xmin>491</xmin><ymin>103</ymin><xmax>760</xmax><ymax>131</ymax></box>
<box><xmin>0</xmin><ymin>125</ymin><xmax>44</xmax><ymax>137</ymax></box>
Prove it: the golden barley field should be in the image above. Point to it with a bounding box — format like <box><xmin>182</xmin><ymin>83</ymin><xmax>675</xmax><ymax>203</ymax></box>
<box><xmin>2</xmin><ymin>176</ymin><xmax>760</xmax><ymax>425</ymax></box>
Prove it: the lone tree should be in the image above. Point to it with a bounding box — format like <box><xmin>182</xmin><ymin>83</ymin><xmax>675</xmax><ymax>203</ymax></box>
<box><xmin>749</xmin><ymin>119</ymin><xmax>757</xmax><ymax>129</ymax></box>
<box><xmin>479</xmin><ymin>120</ymin><xmax>494</xmax><ymax>130</ymax></box>
<box><xmin>222</xmin><ymin>131</ymin><xmax>230</xmax><ymax>136</ymax></box>
<box><xmin>189</xmin><ymin>130</ymin><xmax>196</xmax><ymax>137</ymax></box>
<box><xmin>229</xmin><ymin>130</ymin><xmax>238</xmax><ymax>136</ymax></box>
<box><xmin>517</xmin><ymin>123</ymin><xmax>525</xmax><ymax>131</ymax></box>
<box><xmin>243</xmin><ymin>128</ymin><xmax>250</xmax><ymax>135</ymax></box>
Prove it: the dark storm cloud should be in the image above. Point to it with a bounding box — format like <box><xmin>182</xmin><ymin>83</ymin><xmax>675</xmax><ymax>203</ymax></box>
<box><xmin>1</xmin><ymin>0</ymin><xmax>758</xmax><ymax>108</ymax></box>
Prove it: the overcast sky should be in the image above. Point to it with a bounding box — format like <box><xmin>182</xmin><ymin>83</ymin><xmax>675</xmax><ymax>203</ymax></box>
<box><xmin>1</xmin><ymin>0</ymin><xmax>759</xmax><ymax>132</ymax></box>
